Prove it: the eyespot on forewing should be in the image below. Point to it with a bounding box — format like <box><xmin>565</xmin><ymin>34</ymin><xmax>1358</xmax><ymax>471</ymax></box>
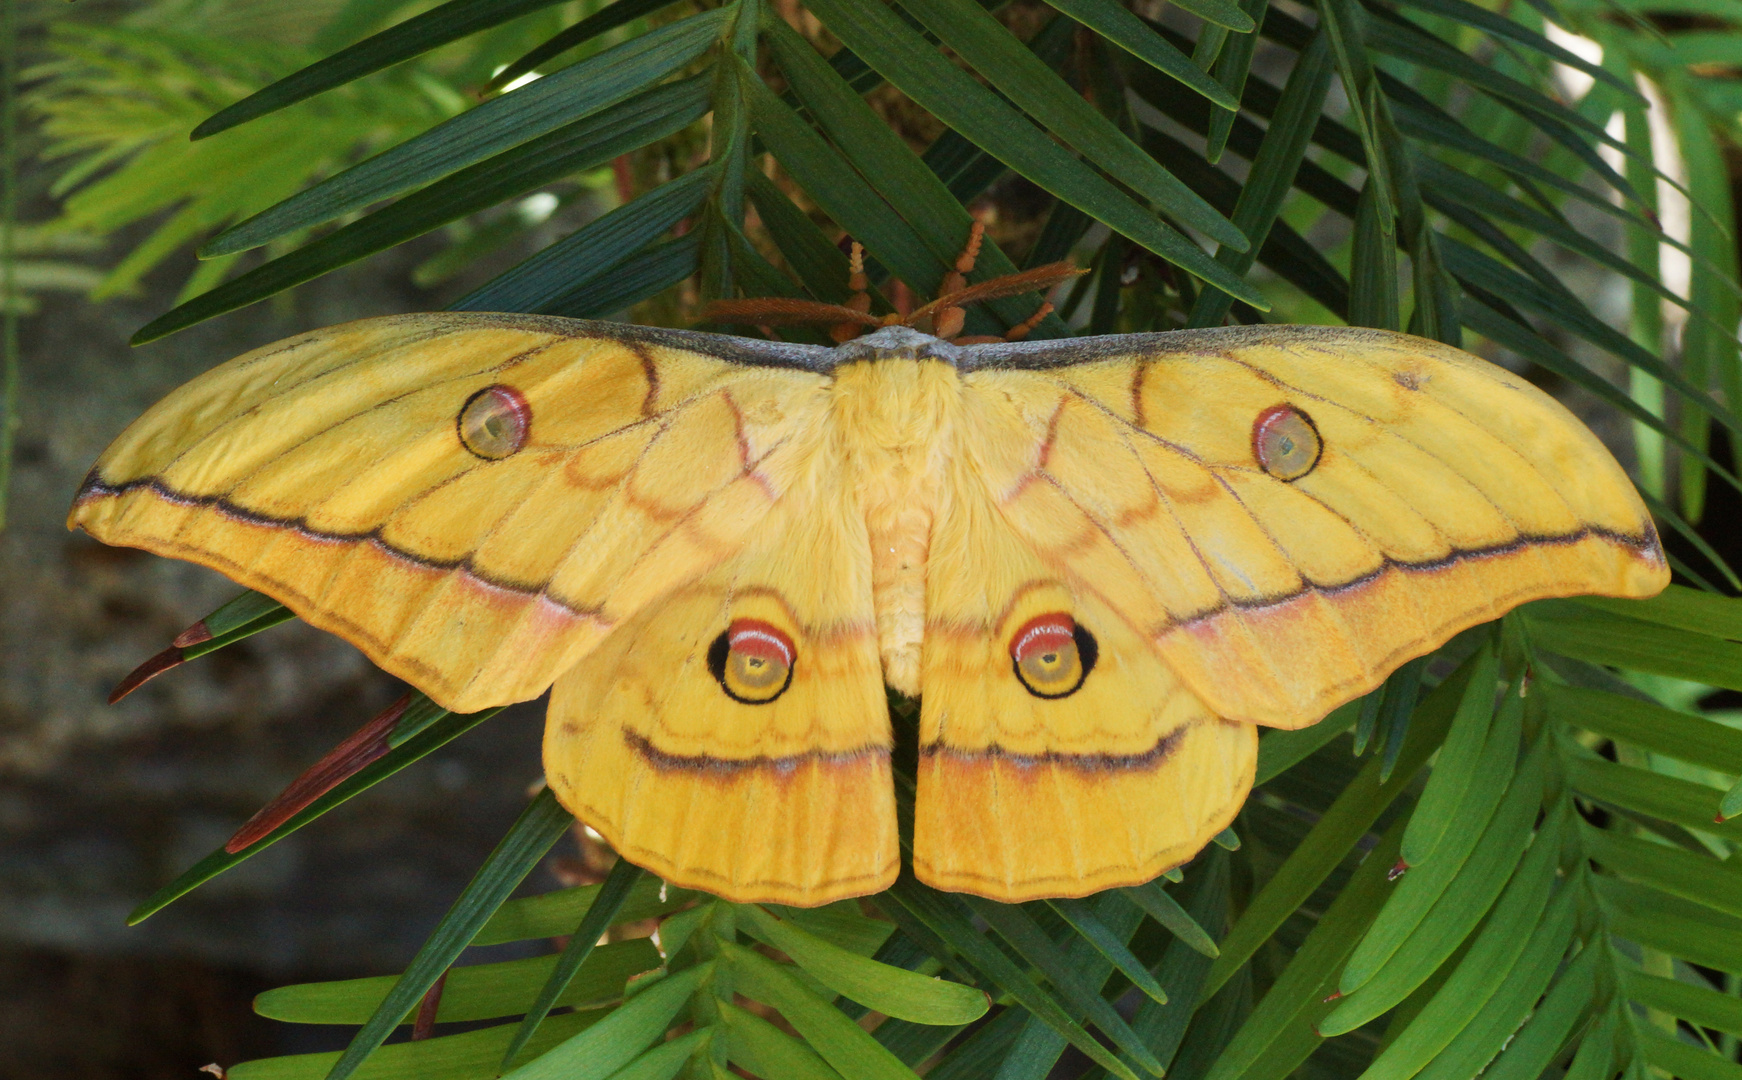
<box><xmin>458</xmin><ymin>385</ymin><xmax>531</xmax><ymax>460</ymax></box>
<box><xmin>1252</xmin><ymin>404</ymin><xmax>1321</xmax><ymax>481</ymax></box>
<box><xmin>1010</xmin><ymin>612</ymin><xmax>1097</xmax><ymax>699</ymax></box>
<box><xmin>708</xmin><ymin>619</ymin><xmax>797</xmax><ymax>704</ymax></box>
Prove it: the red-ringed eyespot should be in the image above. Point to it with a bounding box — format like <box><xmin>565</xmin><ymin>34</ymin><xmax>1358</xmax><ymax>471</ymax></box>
<box><xmin>1253</xmin><ymin>404</ymin><xmax>1321</xmax><ymax>481</ymax></box>
<box><xmin>1009</xmin><ymin>613</ymin><xmax>1097</xmax><ymax>699</ymax></box>
<box><xmin>458</xmin><ymin>385</ymin><xmax>531</xmax><ymax>460</ymax></box>
<box><xmin>707</xmin><ymin>619</ymin><xmax>796</xmax><ymax>704</ymax></box>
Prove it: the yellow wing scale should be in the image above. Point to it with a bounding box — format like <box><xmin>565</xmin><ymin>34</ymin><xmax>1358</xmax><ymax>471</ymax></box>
<box><xmin>71</xmin><ymin>316</ymin><xmax>1666</xmax><ymax>905</ymax></box>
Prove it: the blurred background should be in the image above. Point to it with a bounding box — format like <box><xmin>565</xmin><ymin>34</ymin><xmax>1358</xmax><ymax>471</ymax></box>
<box><xmin>1</xmin><ymin>3</ymin><xmax>620</xmax><ymax>1074</ymax></box>
<box><xmin>4</xmin><ymin>0</ymin><xmax>1742</xmax><ymax>1075</ymax></box>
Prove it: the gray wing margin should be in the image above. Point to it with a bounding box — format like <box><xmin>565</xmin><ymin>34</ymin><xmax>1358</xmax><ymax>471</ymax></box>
<box><xmin>408</xmin><ymin>311</ymin><xmax>838</xmax><ymax>372</ymax></box>
<box><xmin>955</xmin><ymin>325</ymin><xmax>1429</xmax><ymax>371</ymax></box>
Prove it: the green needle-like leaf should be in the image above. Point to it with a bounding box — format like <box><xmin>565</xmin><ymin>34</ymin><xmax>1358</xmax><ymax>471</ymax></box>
<box><xmin>740</xmin><ymin>904</ymin><xmax>987</xmax><ymax>1025</ymax></box>
<box><xmin>1358</xmin><ymin>827</ymin><xmax>1565</xmax><ymax>1080</ymax></box>
<box><xmin>1561</xmin><ymin>1012</ymin><xmax>1618</xmax><ymax>1080</ymax></box>
<box><xmin>502</xmin><ymin>963</ymin><xmax>715</xmax><ymax>1080</ymax></box>
<box><xmin>1200</xmin><ymin>820</ymin><xmax>1408</xmax><ymax>1080</ymax></box>
<box><xmin>743</xmin><ymin>75</ymin><xmax>941</xmax><ymax>303</ymax></box>
<box><xmin>1401</xmin><ymin>643</ymin><xmax>1497</xmax><ymax>866</ymax></box>
<box><xmin>1409</xmin><ymin>886</ymin><xmax>1580</xmax><ymax>1080</ymax></box>
<box><xmin>1582</xmin><ymin>823</ymin><xmax>1742</xmax><ymax>919</ymax></box>
<box><xmin>1580</xmin><ymin>584</ymin><xmax>1742</xmax><ymax>639</ymax></box>
<box><xmin>137</xmin><ymin>78</ymin><xmax>709</xmax><ymax>342</ymax></box>
<box><xmin>1046</xmin><ymin>897</ymin><xmax>1169</xmax><ymax>1003</ymax></box>
<box><xmin>474</xmin><ymin>876</ymin><xmax>691</xmax><ymax>947</ymax></box>
<box><xmin>183</xmin><ymin>589</ymin><xmax>294</xmax><ymax>651</ymax></box>
<box><xmin>761</xmin><ymin>16</ymin><xmax>1063</xmax><ymax>334</ymax></box>
<box><xmin>1254</xmin><ymin>703</ymin><xmax>1359</xmax><ymax>783</ymax></box>
<box><xmin>1186</xmin><ymin>24</ymin><xmax>1334</xmax><ymax>327</ymax></box>
<box><xmin>1543</xmin><ymin>678</ymin><xmax>1742</xmax><ymax>773</ymax></box>
<box><xmin>1335</xmin><ymin>696</ymin><xmax>1526</xmax><ymax>1002</ymax></box>
<box><xmin>800</xmin><ymin>0</ymin><xmax>1264</xmax><ymax>306</ymax></box>
<box><xmin>453</xmin><ymin>165</ymin><xmax>713</xmax><ymax>314</ymax></box>
<box><xmin>191</xmin><ymin>0</ymin><xmax>575</xmax><ymax>139</ymax></box>
<box><xmin>203</xmin><ymin>9</ymin><xmax>728</xmax><ymax>258</ymax></box>
<box><xmin>486</xmin><ymin>0</ymin><xmax>693</xmax><ymax>95</ymax></box>
<box><xmin>1325</xmin><ymin>756</ymin><xmax>1553</xmax><ymax>1033</ymax></box>
<box><xmin>723</xmin><ymin>943</ymin><xmax>921</xmax><ymax>1080</ymax></box>
<box><xmin>720</xmin><ymin>1002</ymin><xmax>845</xmax><ymax>1080</ymax></box>
<box><xmin>1527</xmin><ymin>603</ymin><xmax>1742</xmax><ymax>691</ymax></box>
<box><xmin>902</xmin><ymin>0</ymin><xmax>1241</xmax><ymax>205</ymax></box>
<box><xmin>1478</xmin><ymin>939</ymin><xmax>1602</xmax><ymax>1080</ymax></box>
<box><xmin>1597</xmin><ymin>875</ymin><xmax>1742</xmax><ymax>973</ymax></box>
<box><xmin>324</xmin><ymin>789</ymin><xmax>574</xmax><ymax>1080</ymax></box>
<box><xmin>604</xmin><ymin>1029</ymin><xmax>711</xmax><ymax>1080</ymax></box>
<box><xmin>501</xmin><ymin>858</ymin><xmax>646</xmax><ymax>1068</ymax></box>
<box><xmin>1568</xmin><ymin>752</ymin><xmax>1742</xmax><ymax>840</ymax></box>
<box><xmin>129</xmin><ymin>706</ymin><xmax>503</xmax><ymax>924</ymax></box>
<box><xmin>1625</xmin><ymin>970</ymin><xmax>1742</xmax><ymax>1039</ymax></box>
<box><xmin>1122</xmin><ymin>880</ymin><xmax>1220</xmax><ymax>959</ymax></box>
<box><xmin>256</xmin><ymin>940</ymin><xmax>660</xmax><ymax>1025</ymax></box>
<box><xmin>1348</xmin><ymin>178</ymin><xmax>1400</xmax><ymax>330</ymax></box>
<box><xmin>542</xmin><ymin>232</ymin><xmax>700</xmax><ymax>318</ymax></box>
<box><xmin>1394</xmin><ymin>0</ymin><xmax>1641</xmax><ymax>99</ymax></box>
<box><xmin>1205</xmin><ymin>650</ymin><xmax>1475</xmax><ymax>998</ymax></box>
<box><xmin>960</xmin><ymin>898</ymin><xmax>1167</xmax><ymax>1076</ymax></box>
<box><xmin>1069</xmin><ymin>0</ymin><xmax>1253</xmax><ymax>39</ymax></box>
<box><xmin>1636</xmin><ymin>1026</ymin><xmax>1742</xmax><ymax>1080</ymax></box>
<box><xmin>881</xmin><ymin>877</ymin><xmax>1145</xmax><ymax>1080</ymax></box>
<box><xmin>227</xmin><ymin>1012</ymin><xmax>604</xmax><ymax>1080</ymax></box>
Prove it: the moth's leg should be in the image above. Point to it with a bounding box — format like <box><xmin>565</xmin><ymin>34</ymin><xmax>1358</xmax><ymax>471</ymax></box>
<box><xmin>831</xmin><ymin>242</ymin><xmax>875</xmax><ymax>343</ymax></box>
<box><xmin>1001</xmin><ymin>300</ymin><xmax>1055</xmax><ymax>341</ymax></box>
<box><xmin>930</xmin><ymin>221</ymin><xmax>986</xmax><ymax>341</ymax></box>
<box><xmin>951</xmin><ymin>299</ymin><xmax>1056</xmax><ymax>345</ymax></box>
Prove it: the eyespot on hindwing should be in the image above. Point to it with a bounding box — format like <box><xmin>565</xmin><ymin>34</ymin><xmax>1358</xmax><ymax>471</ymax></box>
<box><xmin>1010</xmin><ymin>613</ymin><xmax>1097</xmax><ymax>698</ymax></box>
<box><xmin>708</xmin><ymin>619</ymin><xmax>797</xmax><ymax>704</ymax></box>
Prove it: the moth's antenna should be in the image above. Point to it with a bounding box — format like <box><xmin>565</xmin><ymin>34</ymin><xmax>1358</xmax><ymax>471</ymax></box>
<box><xmin>698</xmin><ymin>230</ymin><xmax>1080</xmax><ymax>342</ymax></box>
<box><xmin>913</xmin><ymin>261</ymin><xmax>1085</xmax><ymax>341</ymax></box>
<box><xmin>704</xmin><ymin>297</ymin><xmax>882</xmax><ymax>328</ymax></box>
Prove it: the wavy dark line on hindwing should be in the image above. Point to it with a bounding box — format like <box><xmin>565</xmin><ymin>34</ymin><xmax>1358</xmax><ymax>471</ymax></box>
<box><xmin>920</xmin><ymin>725</ymin><xmax>1188</xmax><ymax>772</ymax></box>
<box><xmin>622</xmin><ymin>731</ymin><xmax>889</xmax><ymax>774</ymax></box>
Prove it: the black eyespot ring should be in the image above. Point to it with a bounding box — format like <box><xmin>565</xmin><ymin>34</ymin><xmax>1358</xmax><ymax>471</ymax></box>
<box><xmin>707</xmin><ymin>619</ymin><xmax>797</xmax><ymax>705</ymax></box>
<box><xmin>1009</xmin><ymin>613</ymin><xmax>1098</xmax><ymax>699</ymax></box>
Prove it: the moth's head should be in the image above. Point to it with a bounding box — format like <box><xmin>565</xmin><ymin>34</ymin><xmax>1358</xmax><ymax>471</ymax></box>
<box><xmin>702</xmin><ymin>222</ymin><xmax>1085</xmax><ymax>347</ymax></box>
<box><xmin>832</xmin><ymin>324</ymin><xmax>965</xmax><ymax>366</ymax></box>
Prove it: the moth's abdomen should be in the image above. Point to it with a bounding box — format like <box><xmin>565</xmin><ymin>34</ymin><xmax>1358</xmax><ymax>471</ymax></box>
<box><xmin>830</xmin><ymin>359</ymin><xmax>962</xmax><ymax>695</ymax></box>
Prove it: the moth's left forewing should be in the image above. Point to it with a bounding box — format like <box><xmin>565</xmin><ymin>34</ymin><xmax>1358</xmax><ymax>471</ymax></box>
<box><xmin>71</xmin><ymin>314</ymin><xmax>833</xmax><ymax>713</ymax></box>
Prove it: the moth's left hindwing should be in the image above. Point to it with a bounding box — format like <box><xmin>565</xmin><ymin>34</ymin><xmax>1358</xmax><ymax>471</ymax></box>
<box><xmin>543</xmin><ymin>453</ymin><xmax>898</xmax><ymax>905</ymax></box>
<box><xmin>69</xmin><ymin>313</ymin><xmax>833</xmax><ymax>713</ymax></box>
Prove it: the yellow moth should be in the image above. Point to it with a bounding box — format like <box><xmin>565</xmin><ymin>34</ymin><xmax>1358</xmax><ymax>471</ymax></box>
<box><xmin>69</xmin><ymin>239</ymin><xmax>1665</xmax><ymax>906</ymax></box>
